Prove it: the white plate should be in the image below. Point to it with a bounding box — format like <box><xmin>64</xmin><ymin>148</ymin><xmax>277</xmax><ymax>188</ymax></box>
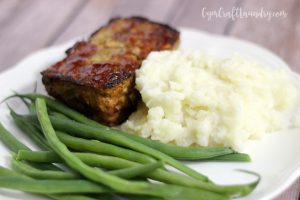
<box><xmin>1</xmin><ymin>28</ymin><xmax>300</xmax><ymax>200</ymax></box>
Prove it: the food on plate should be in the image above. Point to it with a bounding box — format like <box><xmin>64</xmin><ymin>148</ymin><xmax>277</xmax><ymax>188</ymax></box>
<box><xmin>4</xmin><ymin>12</ymin><xmax>300</xmax><ymax>199</ymax></box>
<box><xmin>0</xmin><ymin>96</ymin><xmax>259</xmax><ymax>200</ymax></box>
<box><xmin>41</xmin><ymin>17</ymin><xmax>180</xmax><ymax>126</ymax></box>
<box><xmin>121</xmin><ymin>50</ymin><xmax>299</xmax><ymax>150</ymax></box>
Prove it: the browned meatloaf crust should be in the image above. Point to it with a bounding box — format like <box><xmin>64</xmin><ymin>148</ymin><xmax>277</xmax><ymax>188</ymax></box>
<box><xmin>41</xmin><ymin>16</ymin><xmax>180</xmax><ymax>126</ymax></box>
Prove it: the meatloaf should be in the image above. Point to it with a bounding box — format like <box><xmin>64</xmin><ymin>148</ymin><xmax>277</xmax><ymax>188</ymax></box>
<box><xmin>41</xmin><ymin>17</ymin><xmax>180</xmax><ymax>126</ymax></box>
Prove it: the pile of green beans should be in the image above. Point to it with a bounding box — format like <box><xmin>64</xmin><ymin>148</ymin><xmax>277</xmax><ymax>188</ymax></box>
<box><xmin>0</xmin><ymin>93</ymin><xmax>259</xmax><ymax>200</ymax></box>
<box><xmin>36</xmin><ymin>98</ymin><xmax>229</xmax><ymax>199</ymax></box>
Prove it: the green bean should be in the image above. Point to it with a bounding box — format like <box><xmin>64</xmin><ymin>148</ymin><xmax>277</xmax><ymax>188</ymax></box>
<box><xmin>112</xmin><ymin>135</ymin><xmax>235</xmax><ymax>160</ymax></box>
<box><xmin>17</xmin><ymin>150</ymin><xmax>137</xmax><ymax>169</ymax></box>
<box><xmin>36</xmin><ymin>98</ymin><xmax>228</xmax><ymax>200</ymax></box>
<box><xmin>50</xmin><ymin>112</ymin><xmax>71</xmax><ymax>120</ymax></box>
<box><xmin>147</xmin><ymin>167</ymin><xmax>259</xmax><ymax>197</ymax></box>
<box><xmin>14</xmin><ymin>152</ymin><xmax>161</xmax><ymax>180</ymax></box>
<box><xmin>0</xmin><ymin>177</ymin><xmax>109</xmax><ymax>194</ymax></box>
<box><xmin>17</xmin><ymin>93</ymin><xmax>239</xmax><ymax>160</ymax></box>
<box><xmin>122</xmin><ymin>194</ymin><xmax>163</xmax><ymax>200</ymax></box>
<box><xmin>0</xmin><ymin>167</ymin><xmax>106</xmax><ymax>200</ymax></box>
<box><xmin>109</xmin><ymin>161</ymin><xmax>163</xmax><ymax>179</ymax></box>
<box><xmin>10</xmin><ymin>108</ymin><xmax>51</xmax><ymax>150</ymax></box>
<box><xmin>18</xmin><ymin>96</ymin><xmax>34</xmax><ymax>112</ymax></box>
<box><xmin>48</xmin><ymin>115</ymin><xmax>209</xmax><ymax>181</ymax></box>
<box><xmin>17</xmin><ymin>150</ymin><xmax>258</xmax><ymax>197</ymax></box>
<box><xmin>0</xmin><ymin>122</ymin><xmax>30</xmax><ymax>153</ymax></box>
<box><xmin>11</xmin><ymin>158</ymin><xmax>79</xmax><ymax>179</ymax></box>
<box><xmin>57</xmin><ymin>131</ymin><xmax>155</xmax><ymax>164</ymax></box>
<box><xmin>50</xmin><ymin>195</ymin><xmax>100</xmax><ymax>200</ymax></box>
<box><xmin>15</xmin><ymin>161</ymin><xmax>116</xmax><ymax>199</ymax></box>
<box><xmin>0</xmin><ymin>164</ymin><xmax>29</xmax><ymax>178</ymax></box>
<box><xmin>206</xmin><ymin>153</ymin><xmax>251</xmax><ymax>162</ymax></box>
<box><xmin>0</xmin><ymin>122</ymin><xmax>60</xmax><ymax>171</ymax></box>
<box><xmin>0</xmin><ymin>166</ymin><xmax>109</xmax><ymax>194</ymax></box>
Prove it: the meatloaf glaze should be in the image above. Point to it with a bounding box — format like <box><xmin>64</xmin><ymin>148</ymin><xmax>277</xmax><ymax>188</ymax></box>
<box><xmin>41</xmin><ymin>17</ymin><xmax>180</xmax><ymax>126</ymax></box>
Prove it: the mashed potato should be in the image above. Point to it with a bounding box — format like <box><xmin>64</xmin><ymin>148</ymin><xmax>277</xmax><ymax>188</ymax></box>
<box><xmin>121</xmin><ymin>50</ymin><xmax>298</xmax><ymax>149</ymax></box>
